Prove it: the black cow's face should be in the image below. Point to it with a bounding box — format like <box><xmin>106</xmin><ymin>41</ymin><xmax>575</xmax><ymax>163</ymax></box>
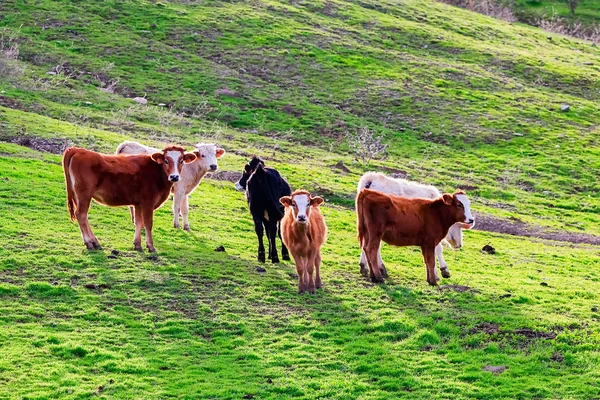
<box><xmin>234</xmin><ymin>157</ymin><xmax>264</xmax><ymax>192</ymax></box>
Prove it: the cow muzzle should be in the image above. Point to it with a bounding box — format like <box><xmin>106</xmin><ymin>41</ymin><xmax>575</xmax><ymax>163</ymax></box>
<box><xmin>169</xmin><ymin>174</ymin><xmax>180</xmax><ymax>182</ymax></box>
<box><xmin>296</xmin><ymin>215</ymin><xmax>308</xmax><ymax>224</ymax></box>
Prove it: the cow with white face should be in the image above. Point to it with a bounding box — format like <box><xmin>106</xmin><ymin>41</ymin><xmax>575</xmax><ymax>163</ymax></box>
<box><xmin>357</xmin><ymin>172</ymin><xmax>474</xmax><ymax>280</ymax></box>
<box><xmin>116</xmin><ymin>140</ymin><xmax>226</xmax><ymax>230</ymax></box>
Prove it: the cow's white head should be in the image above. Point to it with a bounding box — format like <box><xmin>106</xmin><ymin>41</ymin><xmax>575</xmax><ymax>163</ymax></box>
<box><xmin>442</xmin><ymin>191</ymin><xmax>475</xmax><ymax>227</ymax></box>
<box><xmin>151</xmin><ymin>146</ymin><xmax>197</xmax><ymax>182</ymax></box>
<box><xmin>193</xmin><ymin>143</ymin><xmax>225</xmax><ymax>173</ymax></box>
<box><xmin>280</xmin><ymin>190</ymin><xmax>323</xmax><ymax>225</ymax></box>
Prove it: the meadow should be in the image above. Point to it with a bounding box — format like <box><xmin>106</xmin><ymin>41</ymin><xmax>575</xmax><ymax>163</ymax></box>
<box><xmin>1</xmin><ymin>0</ymin><xmax>600</xmax><ymax>398</ymax></box>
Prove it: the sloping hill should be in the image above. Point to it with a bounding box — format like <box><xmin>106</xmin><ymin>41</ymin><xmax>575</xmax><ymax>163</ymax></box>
<box><xmin>1</xmin><ymin>0</ymin><xmax>600</xmax><ymax>398</ymax></box>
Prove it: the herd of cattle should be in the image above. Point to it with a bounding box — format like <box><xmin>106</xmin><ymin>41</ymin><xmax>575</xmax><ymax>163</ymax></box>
<box><xmin>62</xmin><ymin>142</ymin><xmax>474</xmax><ymax>293</ymax></box>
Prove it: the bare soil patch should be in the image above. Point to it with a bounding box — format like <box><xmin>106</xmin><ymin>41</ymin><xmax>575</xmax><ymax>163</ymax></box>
<box><xmin>475</xmin><ymin>214</ymin><xmax>600</xmax><ymax>246</ymax></box>
<box><xmin>7</xmin><ymin>135</ymin><xmax>72</xmax><ymax>154</ymax></box>
<box><xmin>206</xmin><ymin>170</ymin><xmax>242</xmax><ymax>182</ymax></box>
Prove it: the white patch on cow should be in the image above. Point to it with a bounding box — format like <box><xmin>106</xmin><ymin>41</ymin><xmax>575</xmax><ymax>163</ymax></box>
<box><xmin>455</xmin><ymin>194</ymin><xmax>474</xmax><ymax>223</ymax></box>
<box><xmin>294</xmin><ymin>194</ymin><xmax>310</xmax><ymax>223</ymax></box>
<box><xmin>445</xmin><ymin>223</ymin><xmax>463</xmax><ymax>248</ymax></box>
<box><xmin>264</xmin><ymin>210</ymin><xmax>270</xmax><ymax>221</ymax></box>
<box><xmin>235</xmin><ymin>181</ymin><xmax>244</xmax><ymax>192</ymax></box>
<box><xmin>165</xmin><ymin>150</ymin><xmax>183</xmax><ymax>180</ymax></box>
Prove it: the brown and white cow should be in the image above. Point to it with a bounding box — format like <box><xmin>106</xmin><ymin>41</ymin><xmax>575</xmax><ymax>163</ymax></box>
<box><xmin>357</xmin><ymin>172</ymin><xmax>475</xmax><ymax>280</ymax></box>
<box><xmin>116</xmin><ymin>140</ymin><xmax>226</xmax><ymax>231</ymax></box>
<box><xmin>280</xmin><ymin>190</ymin><xmax>327</xmax><ymax>294</ymax></box>
<box><xmin>62</xmin><ymin>146</ymin><xmax>196</xmax><ymax>252</ymax></box>
<box><xmin>356</xmin><ymin>189</ymin><xmax>474</xmax><ymax>285</ymax></box>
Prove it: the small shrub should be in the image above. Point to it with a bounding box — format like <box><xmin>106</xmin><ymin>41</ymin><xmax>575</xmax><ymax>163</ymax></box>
<box><xmin>0</xmin><ymin>28</ymin><xmax>25</xmax><ymax>82</ymax></box>
<box><xmin>346</xmin><ymin>126</ymin><xmax>389</xmax><ymax>164</ymax></box>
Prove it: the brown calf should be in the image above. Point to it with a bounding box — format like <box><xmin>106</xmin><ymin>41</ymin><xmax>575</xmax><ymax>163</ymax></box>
<box><xmin>62</xmin><ymin>146</ymin><xmax>196</xmax><ymax>252</ymax></box>
<box><xmin>280</xmin><ymin>190</ymin><xmax>327</xmax><ymax>294</ymax></box>
<box><xmin>356</xmin><ymin>189</ymin><xmax>473</xmax><ymax>285</ymax></box>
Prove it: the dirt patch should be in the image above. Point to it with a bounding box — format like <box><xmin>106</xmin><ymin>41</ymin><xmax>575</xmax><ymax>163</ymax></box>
<box><xmin>329</xmin><ymin>160</ymin><xmax>351</xmax><ymax>173</ymax></box>
<box><xmin>0</xmin><ymin>95</ymin><xmax>26</xmax><ymax>111</ymax></box>
<box><xmin>379</xmin><ymin>166</ymin><xmax>408</xmax><ymax>178</ymax></box>
<box><xmin>439</xmin><ymin>284</ymin><xmax>478</xmax><ymax>293</ymax></box>
<box><xmin>206</xmin><ymin>170</ymin><xmax>242</xmax><ymax>182</ymax></box>
<box><xmin>7</xmin><ymin>136</ymin><xmax>71</xmax><ymax>154</ymax></box>
<box><xmin>475</xmin><ymin>214</ymin><xmax>600</xmax><ymax>246</ymax></box>
<box><xmin>471</xmin><ymin>322</ymin><xmax>499</xmax><ymax>334</ymax></box>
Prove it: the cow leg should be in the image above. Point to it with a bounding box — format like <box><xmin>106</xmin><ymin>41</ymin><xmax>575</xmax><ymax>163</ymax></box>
<box><xmin>133</xmin><ymin>206</ymin><xmax>144</xmax><ymax>251</ymax></box>
<box><xmin>436</xmin><ymin>243</ymin><xmax>450</xmax><ymax>279</ymax></box>
<box><xmin>359</xmin><ymin>250</ymin><xmax>369</xmax><ymax>276</ymax></box>
<box><xmin>142</xmin><ymin>206</ymin><xmax>156</xmax><ymax>253</ymax></box>
<box><xmin>314</xmin><ymin>250</ymin><xmax>322</xmax><ymax>290</ymax></box>
<box><xmin>254</xmin><ymin>217</ymin><xmax>266</xmax><ymax>263</ymax></box>
<box><xmin>181</xmin><ymin>195</ymin><xmax>191</xmax><ymax>231</ymax></box>
<box><xmin>306</xmin><ymin>252</ymin><xmax>316</xmax><ymax>294</ymax></box>
<box><xmin>378</xmin><ymin>245</ymin><xmax>388</xmax><ymax>278</ymax></box>
<box><xmin>364</xmin><ymin>237</ymin><xmax>384</xmax><ymax>283</ymax></box>
<box><xmin>172</xmin><ymin>191</ymin><xmax>183</xmax><ymax>229</ymax></box>
<box><xmin>268</xmin><ymin>221</ymin><xmax>280</xmax><ymax>264</ymax></box>
<box><xmin>295</xmin><ymin>256</ymin><xmax>308</xmax><ymax>294</ymax></box>
<box><xmin>421</xmin><ymin>245</ymin><xmax>438</xmax><ymax>286</ymax></box>
<box><xmin>129</xmin><ymin>206</ymin><xmax>135</xmax><ymax>224</ymax></box>
<box><xmin>75</xmin><ymin>196</ymin><xmax>101</xmax><ymax>250</ymax></box>
<box><xmin>278</xmin><ymin>222</ymin><xmax>290</xmax><ymax>261</ymax></box>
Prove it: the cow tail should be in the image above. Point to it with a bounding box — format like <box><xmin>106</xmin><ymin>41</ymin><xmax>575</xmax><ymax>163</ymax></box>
<box><xmin>356</xmin><ymin>189</ymin><xmax>368</xmax><ymax>249</ymax></box>
<box><xmin>62</xmin><ymin>148</ymin><xmax>77</xmax><ymax>222</ymax></box>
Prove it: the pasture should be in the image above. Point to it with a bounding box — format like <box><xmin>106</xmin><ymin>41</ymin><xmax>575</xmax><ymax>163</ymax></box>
<box><xmin>1</xmin><ymin>0</ymin><xmax>600</xmax><ymax>398</ymax></box>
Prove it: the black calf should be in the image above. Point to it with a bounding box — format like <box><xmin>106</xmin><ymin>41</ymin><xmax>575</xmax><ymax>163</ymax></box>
<box><xmin>242</xmin><ymin>158</ymin><xmax>291</xmax><ymax>263</ymax></box>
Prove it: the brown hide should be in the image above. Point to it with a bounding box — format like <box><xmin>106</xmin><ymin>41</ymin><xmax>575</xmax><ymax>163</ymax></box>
<box><xmin>356</xmin><ymin>188</ymin><xmax>468</xmax><ymax>285</ymax></box>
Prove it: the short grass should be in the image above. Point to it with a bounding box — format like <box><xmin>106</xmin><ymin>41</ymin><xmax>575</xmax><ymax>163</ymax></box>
<box><xmin>514</xmin><ymin>0</ymin><xmax>600</xmax><ymax>25</ymax></box>
<box><xmin>1</xmin><ymin>145</ymin><xmax>600</xmax><ymax>399</ymax></box>
<box><xmin>1</xmin><ymin>0</ymin><xmax>600</xmax><ymax>398</ymax></box>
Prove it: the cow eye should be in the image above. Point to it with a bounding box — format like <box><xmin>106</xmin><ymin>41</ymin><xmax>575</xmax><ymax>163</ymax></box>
<box><xmin>180</xmin><ymin>159</ymin><xmax>184</xmax><ymax>164</ymax></box>
<box><xmin>458</xmin><ymin>203</ymin><xmax>463</xmax><ymax>208</ymax></box>
<box><xmin>165</xmin><ymin>159</ymin><xmax>169</xmax><ymax>164</ymax></box>
<box><xmin>292</xmin><ymin>202</ymin><xmax>297</xmax><ymax>207</ymax></box>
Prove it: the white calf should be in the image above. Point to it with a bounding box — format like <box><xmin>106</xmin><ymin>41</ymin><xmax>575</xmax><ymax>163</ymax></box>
<box><xmin>356</xmin><ymin>172</ymin><xmax>474</xmax><ymax>280</ymax></box>
<box><xmin>116</xmin><ymin>140</ymin><xmax>225</xmax><ymax>230</ymax></box>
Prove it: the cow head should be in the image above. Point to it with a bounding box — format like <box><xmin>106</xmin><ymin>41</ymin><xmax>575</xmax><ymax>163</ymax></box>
<box><xmin>235</xmin><ymin>156</ymin><xmax>265</xmax><ymax>192</ymax></box>
<box><xmin>151</xmin><ymin>146</ymin><xmax>197</xmax><ymax>182</ymax></box>
<box><xmin>442</xmin><ymin>191</ymin><xmax>475</xmax><ymax>227</ymax></box>
<box><xmin>193</xmin><ymin>143</ymin><xmax>225</xmax><ymax>173</ymax></box>
<box><xmin>280</xmin><ymin>190</ymin><xmax>324</xmax><ymax>225</ymax></box>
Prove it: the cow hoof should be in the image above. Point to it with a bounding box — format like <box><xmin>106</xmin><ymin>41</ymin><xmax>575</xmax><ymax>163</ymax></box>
<box><xmin>183</xmin><ymin>225</ymin><xmax>190</xmax><ymax>231</ymax></box>
<box><xmin>427</xmin><ymin>279</ymin><xmax>438</xmax><ymax>286</ymax></box>
<box><xmin>84</xmin><ymin>242</ymin><xmax>95</xmax><ymax>250</ymax></box>
<box><xmin>147</xmin><ymin>245</ymin><xmax>156</xmax><ymax>253</ymax></box>
<box><xmin>380</xmin><ymin>266</ymin><xmax>389</xmax><ymax>278</ymax></box>
<box><xmin>282</xmin><ymin>254</ymin><xmax>290</xmax><ymax>261</ymax></box>
<box><xmin>441</xmin><ymin>268</ymin><xmax>451</xmax><ymax>279</ymax></box>
<box><xmin>272</xmin><ymin>257</ymin><xmax>280</xmax><ymax>264</ymax></box>
<box><xmin>134</xmin><ymin>244</ymin><xmax>143</xmax><ymax>252</ymax></box>
<box><xmin>174</xmin><ymin>222</ymin><xmax>180</xmax><ymax>229</ymax></box>
<box><xmin>315</xmin><ymin>281</ymin><xmax>322</xmax><ymax>289</ymax></box>
<box><xmin>370</xmin><ymin>275</ymin><xmax>384</xmax><ymax>284</ymax></box>
<box><xmin>359</xmin><ymin>264</ymin><xmax>369</xmax><ymax>276</ymax></box>
<box><xmin>258</xmin><ymin>254</ymin><xmax>266</xmax><ymax>263</ymax></box>
<box><xmin>93</xmin><ymin>243</ymin><xmax>103</xmax><ymax>250</ymax></box>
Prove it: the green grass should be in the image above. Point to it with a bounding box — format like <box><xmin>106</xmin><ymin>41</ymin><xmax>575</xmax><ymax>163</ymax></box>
<box><xmin>514</xmin><ymin>0</ymin><xmax>600</xmax><ymax>25</ymax></box>
<box><xmin>1</xmin><ymin>0</ymin><xmax>600</xmax><ymax>398</ymax></box>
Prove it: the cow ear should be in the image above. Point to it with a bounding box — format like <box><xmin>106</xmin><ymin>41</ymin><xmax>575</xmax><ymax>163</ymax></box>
<box><xmin>183</xmin><ymin>152</ymin><xmax>197</xmax><ymax>164</ymax></box>
<box><xmin>310</xmin><ymin>196</ymin><xmax>324</xmax><ymax>206</ymax></box>
<box><xmin>280</xmin><ymin>196</ymin><xmax>292</xmax><ymax>207</ymax></box>
<box><xmin>442</xmin><ymin>193</ymin><xmax>453</xmax><ymax>205</ymax></box>
<box><xmin>194</xmin><ymin>151</ymin><xmax>202</xmax><ymax>159</ymax></box>
<box><xmin>216</xmin><ymin>148</ymin><xmax>225</xmax><ymax>158</ymax></box>
<box><xmin>151</xmin><ymin>153</ymin><xmax>164</xmax><ymax>164</ymax></box>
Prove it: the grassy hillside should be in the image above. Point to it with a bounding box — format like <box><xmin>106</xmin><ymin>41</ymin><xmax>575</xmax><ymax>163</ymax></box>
<box><xmin>514</xmin><ymin>0</ymin><xmax>600</xmax><ymax>24</ymax></box>
<box><xmin>1</xmin><ymin>0</ymin><xmax>600</xmax><ymax>398</ymax></box>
